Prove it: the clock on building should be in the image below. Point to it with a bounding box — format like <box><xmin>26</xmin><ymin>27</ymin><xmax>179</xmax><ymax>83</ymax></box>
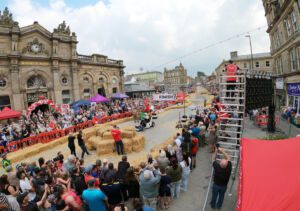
<box><xmin>31</xmin><ymin>44</ymin><xmax>41</xmax><ymax>53</ymax></box>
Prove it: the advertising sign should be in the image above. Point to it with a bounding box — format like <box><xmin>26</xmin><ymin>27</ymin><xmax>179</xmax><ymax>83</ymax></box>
<box><xmin>275</xmin><ymin>78</ymin><xmax>284</xmax><ymax>89</ymax></box>
<box><xmin>288</xmin><ymin>83</ymin><xmax>300</xmax><ymax>96</ymax></box>
<box><xmin>153</xmin><ymin>93</ymin><xmax>175</xmax><ymax>101</ymax></box>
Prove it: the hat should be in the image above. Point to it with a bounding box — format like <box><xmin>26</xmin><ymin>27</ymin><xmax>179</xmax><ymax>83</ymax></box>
<box><xmin>1</xmin><ymin>152</ymin><xmax>7</xmax><ymax>158</ymax></box>
<box><xmin>15</xmin><ymin>164</ymin><xmax>21</xmax><ymax>170</ymax></box>
<box><xmin>17</xmin><ymin>192</ymin><xmax>28</xmax><ymax>204</ymax></box>
<box><xmin>5</xmin><ymin>165</ymin><xmax>12</xmax><ymax>172</ymax></box>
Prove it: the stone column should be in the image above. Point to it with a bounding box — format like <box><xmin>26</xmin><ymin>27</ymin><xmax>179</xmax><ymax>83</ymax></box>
<box><xmin>10</xmin><ymin>63</ymin><xmax>23</xmax><ymax>111</ymax></box>
<box><xmin>71</xmin><ymin>62</ymin><xmax>80</xmax><ymax>101</ymax></box>
<box><xmin>52</xmin><ymin>60</ymin><xmax>62</xmax><ymax>104</ymax></box>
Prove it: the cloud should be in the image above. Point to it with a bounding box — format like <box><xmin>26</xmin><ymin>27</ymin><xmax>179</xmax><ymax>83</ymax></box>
<box><xmin>7</xmin><ymin>0</ymin><xmax>269</xmax><ymax>76</ymax></box>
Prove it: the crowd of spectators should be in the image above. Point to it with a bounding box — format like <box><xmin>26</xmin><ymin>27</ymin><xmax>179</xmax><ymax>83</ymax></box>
<box><xmin>0</xmin><ymin>98</ymin><xmax>169</xmax><ymax>152</ymax></box>
<box><xmin>0</xmin><ymin>98</ymin><xmax>225</xmax><ymax>211</ymax></box>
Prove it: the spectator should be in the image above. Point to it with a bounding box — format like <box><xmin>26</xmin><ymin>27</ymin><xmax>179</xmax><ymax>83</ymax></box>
<box><xmin>63</xmin><ymin>155</ymin><xmax>76</xmax><ymax>174</ymax></box>
<box><xmin>82</xmin><ymin>179</ymin><xmax>108</xmax><ymax>211</ymax></box>
<box><xmin>0</xmin><ymin>192</ymin><xmax>12</xmax><ymax>211</ymax></box>
<box><xmin>139</xmin><ymin>168</ymin><xmax>161</xmax><ymax>211</ymax></box>
<box><xmin>18</xmin><ymin>172</ymin><xmax>37</xmax><ymax>202</ymax></box>
<box><xmin>116</xmin><ymin>155</ymin><xmax>130</xmax><ymax>201</ymax></box>
<box><xmin>57</xmin><ymin>184</ymin><xmax>82</xmax><ymax>211</ymax></box>
<box><xmin>2</xmin><ymin>153</ymin><xmax>11</xmax><ymax>173</ymax></box>
<box><xmin>191</xmin><ymin>134</ymin><xmax>199</xmax><ymax>168</ymax></box>
<box><xmin>207</xmin><ymin>124</ymin><xmax>217</xmax><ymax>153</ymax></box>
<box><xmin>174</xmin><ymin>133</ymin><xmax>182</xmax><ymax>147</ymax></box>
<box><xmin>101</xmin><ymin>177</ymin><xmax>123</xmax><ymax>210</ymax></box>
<box><xmin>180</xmin><ymin>153</ymin><xmax>191</xmax><ymax>192</ymax></box>
<box><xmin>6</xmin><ymin>165</ymin><xmax>19</xmax><ymax>188</ymax></box>
<box><xmin>71</xmin><ymin>166</ymin><xmax>87</xmax><ymax>196</ymax></box>
<box><xmin>103</xmin><ymin>163</ymin><xmax>117</xmax><ymax>183</ymax></box>
<box><xmin>167</xmin><ymin>158</ymin><xmax>182</xmax><ymax>199</ymax></box>
<box><xmin>157</xmin><ymin>150</ymin><xmax>170</xmax><ymax>170</ymax></box>
<box><xmin>210</xmin><ymin>148</ymin><xmax>232</xmax><ymax>210</ymax></box>
<box><xmin>77</xmin><ymin>130</ymin><xmax>90</xmax><ymax>159</ymax></box>
<box><xmin>159</xmin><ymin>168</ymin><xmax>171</xmax><ymax>210</ymax></box>
<box><xmin>125</xmin><ymin>167</ymin><xmax>140</xmax><ymax>206</ymax></box>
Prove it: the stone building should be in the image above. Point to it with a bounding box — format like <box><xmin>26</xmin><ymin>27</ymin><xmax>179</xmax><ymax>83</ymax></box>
<box><xmin>0</xmin><ymin>8</ymin><xmax>124</xmax><ymax>111</ymax></box>
<box><xmin>125</xmin><ymin>71</ymin><xmax>163</xmax><ymax>87</ymax></box>
<box><xmin>262</xmin><ymin>0</ymin><xmax>300</xmax><ymax>110</ymax></box>
<box><xmin>214</xmin><ymin>51</ymin><xmax>273</xmax><ymax>85</ymax></box>
<box><xmin>163</xmin><ymin>63</ymin><xmax>187</xmax><ymax>93</ymax></box>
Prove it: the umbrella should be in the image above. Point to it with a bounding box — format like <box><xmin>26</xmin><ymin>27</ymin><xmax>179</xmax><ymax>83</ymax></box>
<box><xmin>89</xmin><ymin>94</ymin><xmax>109</xmax><ymax>103</ymax></box>
<box><xmin>70</xmin><ymin>100</ymin><xmax>91</xmax><ymax>109</ymax></box>
<box><xmin>111</xmin><ymin>92</ymin><xmax>129</xmax><ymax>99</ymax></box>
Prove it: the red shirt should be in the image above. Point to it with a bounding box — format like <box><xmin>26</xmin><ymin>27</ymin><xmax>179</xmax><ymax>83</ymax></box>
<box><xmin>192</xmin><ymin>137</ymin><xmax>199</xmax><ymax>154</ymax></box>
<box><xmin>226</xmin><ymin>64</ymin><xmax>238</xmax><ymax>82</ymax></box>
<box><xmin>111</xmin><ymin>129</ymin><xmax>122</xmax><ymax>142</ymax></box>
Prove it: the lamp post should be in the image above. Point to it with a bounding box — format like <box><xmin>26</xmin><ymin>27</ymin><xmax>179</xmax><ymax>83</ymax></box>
<box><xmin>245</xmin><ymin>34</ymin><xmax>254</xmax><ymax>74</ymax></box>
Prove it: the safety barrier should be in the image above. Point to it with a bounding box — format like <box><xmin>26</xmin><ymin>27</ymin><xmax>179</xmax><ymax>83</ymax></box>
<box><xmin>1</xmin><ymin>112</ymin><xmax>132</xmax><ymax>153</ymax></box>
<box><xmin>255</xmin><ymin>115</ymin><xmax>279</xmax><ymax>127</ymax></box>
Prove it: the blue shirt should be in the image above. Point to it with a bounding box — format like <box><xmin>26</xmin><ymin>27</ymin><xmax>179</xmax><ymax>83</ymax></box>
<box><xmin>82</xmin><ymin>189</ymin><xmax>106</xmax><ymax>211</ymax></box>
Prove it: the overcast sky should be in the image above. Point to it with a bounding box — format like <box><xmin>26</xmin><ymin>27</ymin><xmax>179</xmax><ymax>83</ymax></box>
<box><xmin>1</xmin><ymin>0</ymin><xmax>270</xmax><ymax>77</ymax></box>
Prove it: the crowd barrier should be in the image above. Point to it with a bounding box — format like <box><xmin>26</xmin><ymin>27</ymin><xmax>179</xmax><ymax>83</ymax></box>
<box><xmin>0</xmin><ymin>112</ymin><xmax>132</xmax><ymax>154</ymax></box>
<box><xmin>255</xmin><ymin>114</ymin><xmax>279</xmax><ymax>127</ymax></box>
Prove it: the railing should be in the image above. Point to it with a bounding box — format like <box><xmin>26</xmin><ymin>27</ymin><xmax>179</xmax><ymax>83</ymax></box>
<box><xmin>78</xmin><ymin>54</ymin><xmax>122</xmax><ymax>66</ymax></box>
<box><xmin>0</xmin><ymin>112</ymin><xmax>133</xmax><ymax>154</ymax></box>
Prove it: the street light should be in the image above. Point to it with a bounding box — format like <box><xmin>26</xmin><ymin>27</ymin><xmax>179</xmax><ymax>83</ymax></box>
<box><xmin>245</xmin><ymin>34</ymin><xmax>254</xmax><ymax>74</ymax></box>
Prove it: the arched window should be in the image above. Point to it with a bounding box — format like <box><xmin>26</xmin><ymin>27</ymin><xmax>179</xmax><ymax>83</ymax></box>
<box><xmin>83</xmin><ymin>77</ymin><xmax>89</xmax><ymax>84</ymax></box>
<box><xmin>99</xmin><ymin>77</ymin><xmax>105</xmax><ymax>83</ymax></box>
<box><xmin>27</xmin><ymin>75</ymin><xmax>46</xmax><ymax>88</ymax></box>
<box><xmin>0</xmin><ymin>78</ymin><xmax>7</xmax><ymax>87</ymax></box>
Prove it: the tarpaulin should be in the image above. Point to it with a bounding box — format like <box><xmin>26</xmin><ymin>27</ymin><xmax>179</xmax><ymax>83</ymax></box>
<box><xmin>237</xmin><ymin>137</ymin><xmax>300</xmax><ymax>211</ymax></box>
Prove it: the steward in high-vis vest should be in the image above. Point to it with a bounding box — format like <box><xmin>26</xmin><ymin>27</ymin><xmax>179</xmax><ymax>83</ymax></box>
<box><xmin>2</xmin><ymin>152</ymin><xmax>11</xmax><ymax>173</ymax></box>
<box><xmin>225</xmin><ymin>60</ymin><xmax>239</xmax><ymax>98</ymax></box>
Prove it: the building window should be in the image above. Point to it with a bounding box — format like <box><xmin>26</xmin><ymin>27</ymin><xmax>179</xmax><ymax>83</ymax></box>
<box><xmin>27</xmin><ymin>75</ymin><xmax>46</xmax><ymax>88</ymax></box>
<box><xmin>297</xmin><ymin>47</ymin><xmax>300</xmax><ymax>69</ymax></box>
<box><xmin>61</xmin><ymin>76</ymin><xmax>68</xmax><ymax>85</ymax></box>
<box><xmin>290</xmin><ymin>49</ymin><xmax>296</xmax><ymax>71</ymax></box>
<box><xmin>83</xmin><ymin>89</ymin><xmax>90</xmax><ymax>99</ymax></box>
<box><xmin>255</xmin><ymin>61</ymin><xmax>259</xmax><ymax>68</ymax></box>
<box><xmin>284</xmin><ymin>19</ymin><xmax>292</xmax><ymax>37</ymax></box>
<box><xmin>112</xmin><ymin>87</ymin><xmax>117</xmax><ymax>93</ymax></box>
<box><xmin>266</xmin><ymin>61</ymin><xmax>270</xmax><ymax>67</ymax></box>
<box><xmin>99</xmin><ymin>77</ymin><xmax>105</xmax><ymax>83</ymax></box>
<box><xmin>291</xmin><ymin>11</ymin><xmax>298</xmax><ymax>32</ymax></box>
<box><xmin>62</xmin><ymin>90</ymin><xmax>71</xmax><ymax>104</ymax></box>
<box><xmin>243</xmin><ymin>63</ymin><xmax>247</xmax><ymax>68</ymax></box>
<box><xmin>0</xmin><ymin>79</ymin><xmax>6</xmax><ymax>87</ymax></box>
<box><xmin>112</xmin><ymin>78</ymin><xmax>117</xmax><ymax>84</ymax></box>
<box><xmin>83</xmin><ymin>77</ymin><xmax>89</xmax><ymax>84</ymax></box>
<box><xmin>0</xmin><ymin>96</ymin><xmax>10</xmax><ymax>109</ymax></box>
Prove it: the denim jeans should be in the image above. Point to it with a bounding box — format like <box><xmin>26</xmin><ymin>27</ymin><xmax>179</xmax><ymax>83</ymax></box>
<box><xmin>181</xmin><ymin>171</ymin><xmax>190</xmax><ymax>192</ymax></box>
<box><xmin>143</xmin><ymin>196</ymin><xmax>157</xmax><ymax>211</ymax></box>
<box><xmin>170</xmin><ymin>180</ymin><xmax>181</xmax><ymax>198</ymax></box>
<box><xmin>115</xmin><ymin>141</ymin><xmax>124</xmax><ymax>155</ymax></box>
<box><xmin>210</xmin><ymin>183</ymin><xmax>227</xmax><ymax>209</ymax></box>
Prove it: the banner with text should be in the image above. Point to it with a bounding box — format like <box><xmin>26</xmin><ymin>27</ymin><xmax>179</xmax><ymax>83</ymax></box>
<box><xmin>288</xmin><ymin>83</ymin><xmax>300</xmax><ymax>96</ymax></box>
<box><xmin>153</xmin><ymin>93</ymin><xmax>175</xmax><ymax>101</ymax></box>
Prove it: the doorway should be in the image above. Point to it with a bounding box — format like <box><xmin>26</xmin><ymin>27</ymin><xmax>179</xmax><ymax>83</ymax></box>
<box><xmin>98</xmin><ymin>87</ymin><xmax>106</xmax><ymax>97</ymax></box>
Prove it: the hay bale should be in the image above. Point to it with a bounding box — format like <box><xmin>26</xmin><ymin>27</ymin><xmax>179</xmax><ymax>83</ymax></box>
<box><xmin>121</xmin><ymin>130</ymin><xmax>134</xmax><ymax>138</ymax></box>
<box><xmin>123</xmin><ymin>138</ymin><xmax>132</xmax><ymax>153</ymax></box>
<box><xmin>103</xmin><ymin>131</ymin><xmax>113</xmax><ymax>139</ymax></box>
<box><xmin>96</xmin><ymin>139</ymin><xmax>114</xmax><ymax>155</ymax></box>
<box><xmin>83</xmin><ymin>128</ymin><xmax>97</xmax><ymax>140</ymax></box>
<box><xmin>132</xmin><ymin>134</ymin><xmax>145</xmax><ymax>152</ymax></box>
<box><xmin>97</xmin><ymin>125</ymin><xmax>113</xmax><ymax>137</ymax></box>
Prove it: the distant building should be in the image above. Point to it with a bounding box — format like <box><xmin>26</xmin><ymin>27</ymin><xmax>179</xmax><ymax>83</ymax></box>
<box><xmin>125</xmin><ymin>71</ymin><xmax>163</xmax><ymax>87</ymax></box>
<box><xmin>164</xmin><ymin>63</ymin><xmax>188</xmax><ymax>93</ymax></box>
<box><xmin>262</xmin><ymin>0</ymin><xmax>300</xmax><ymax>111</ymax></box>
<box><xmin>214</xmin><ymin>51</ymin><xmax>273</xmax><ymax>84</ymax></box>
<box><xmin>124</xmin><ymin>79</ymin><xmax>155</xmax><ymax>98</ymax></box>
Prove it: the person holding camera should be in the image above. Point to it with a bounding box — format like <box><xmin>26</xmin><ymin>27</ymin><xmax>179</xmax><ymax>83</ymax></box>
<box><xmin>210</xmin><ymin>148</ymin><xmax>232</xmax><ymax>210</ymax></box>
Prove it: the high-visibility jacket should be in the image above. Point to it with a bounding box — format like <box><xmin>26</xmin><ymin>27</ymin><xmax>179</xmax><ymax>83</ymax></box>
<box><xmin>226</xmin><ymin>64</ymin><xmax>238</xmax><ymax>82</ymax></box>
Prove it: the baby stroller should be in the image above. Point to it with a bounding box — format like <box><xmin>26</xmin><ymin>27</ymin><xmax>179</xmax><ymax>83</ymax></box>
<box><xmin>136</xmin><ymin>115</ymin><xmax>155</xmax><ymax>132</ymax></box>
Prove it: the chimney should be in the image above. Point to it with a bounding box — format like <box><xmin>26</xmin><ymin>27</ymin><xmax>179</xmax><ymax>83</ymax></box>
<box><xmin>230</xmin><ymin>51</ymin><xmax>238</xmax><ymax>59</ymax></box>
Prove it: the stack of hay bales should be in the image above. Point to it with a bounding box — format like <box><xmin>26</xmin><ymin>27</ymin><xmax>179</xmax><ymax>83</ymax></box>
<box><xmin>86</xmin><ymin>125</ymin><xmax>145</xmax><ymax>156</ymax></box>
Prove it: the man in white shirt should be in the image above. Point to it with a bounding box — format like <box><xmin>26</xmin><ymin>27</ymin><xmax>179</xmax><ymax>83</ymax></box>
<box><xmin>174</xmin><ymin>133</ymin><xmax>182</xmax><ymax>147</ymax></box>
